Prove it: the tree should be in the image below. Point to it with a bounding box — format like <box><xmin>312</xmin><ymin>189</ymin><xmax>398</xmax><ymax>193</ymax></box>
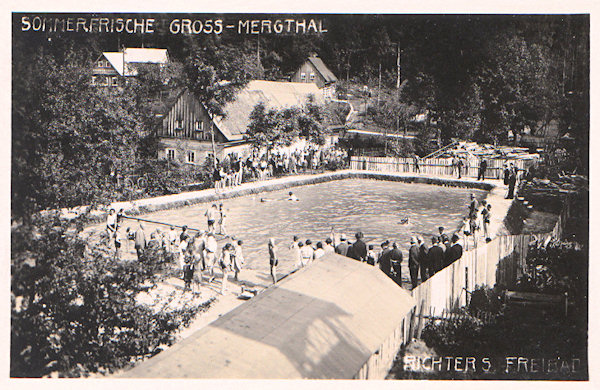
<box><xmin>246</xmin><ymin>97</ymin><xmax>328</xmax><ymax>151</ymax></box>
<box><xmin>10</xmin><ymin>213</ymin><xmax>205</xmax><ymax>377</ymax></box>
<box><xmin>12</xmin><ymin>45</ymin><xmax>147</xmax><ymax>219</ymax></box>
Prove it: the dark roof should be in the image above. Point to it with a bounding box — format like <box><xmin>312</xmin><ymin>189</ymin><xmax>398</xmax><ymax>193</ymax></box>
<box><xmin>307</xmin><ymin>55</ymin><xmax>338</xmax><ymax>84</ymax></box>
<box><xmin>119</xmin><ymin>253</ymin><xmax>414</xmax><ymax>379</ymax></box>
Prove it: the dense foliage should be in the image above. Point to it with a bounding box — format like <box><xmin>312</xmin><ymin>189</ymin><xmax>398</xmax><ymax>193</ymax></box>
<box><xmin>10</xmin><ymin>214</ymin><xmax>208</xmax><ymax>377</ymax></box>
<box><xmin>246</xmin><ymin>97</ymin><xmax>328</xmax><ymax>149</ymax></box>
<box><xmin>418</xmin><ymin>240</ymin><xmax>588</xmax><ymax>379</ymax></box>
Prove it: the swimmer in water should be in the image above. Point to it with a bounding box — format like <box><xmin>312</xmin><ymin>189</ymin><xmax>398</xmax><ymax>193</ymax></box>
<box><xmin>261</xmin><ymin>191</ymin><xmax>299</xmax><ymax>203</ymax></box>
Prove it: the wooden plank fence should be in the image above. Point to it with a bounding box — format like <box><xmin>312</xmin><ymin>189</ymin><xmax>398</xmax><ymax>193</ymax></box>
<box><xmin>403</xmin><ymin>210</ymin><xmax>565</xmax><ymax>341</ymax></box>
<box><xmin>350</xmin><ymin>156</ymin><xmax>535</xmax><ymax>179</ymax></box>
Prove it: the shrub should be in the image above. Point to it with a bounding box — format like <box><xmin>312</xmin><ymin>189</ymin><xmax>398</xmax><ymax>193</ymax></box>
<box><xmin>11</xmin><ymin>213</ymin><xmax>208</xmax><ymax>377</ymax></box>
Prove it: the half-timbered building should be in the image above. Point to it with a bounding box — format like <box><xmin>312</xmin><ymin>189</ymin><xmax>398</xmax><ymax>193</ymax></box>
<box><xmin>158</xmin><ymin>80</ymin><xmax>325</xmax><ymax>165</ymax></box>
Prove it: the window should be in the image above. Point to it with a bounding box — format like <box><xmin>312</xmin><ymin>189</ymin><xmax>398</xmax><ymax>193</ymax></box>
<box><xmin>91</xmin><ymin>76</ymin><xmax>97</xmax><ymax>85</ymax></box>
<box><xmin>97</xmin><ymin>59</ymin><xmax>104</xmax><ymax>67</ymax></box>
<box><xmin>111</xmin><ymin>76</ymin><xmax>118</xmax><ymax>87</ymax></box>
<box><xmin>300</xmin><ymin>72</ymin><xmax>306</xmax><ymax>81</ymax></box>
<box><xmin>310</xmin><ymin>72</ymin><xmax>316</xmax><ymax>81</ymax></box>
<box><xmin>174</xmin><ymin>119</ymin><xmax>183</xmax><ymax>130</ymax></box>
<box><xmin>194</xmin><ymin>121</ymin><xmax>204</xmax><ymax>131</ymax></box>
<box><xmin>166</xmin><ymin>149</ymin><xmax>176</xmax><ymax>161</ymax></box>
<box><xmin>186</xmin><ymin>151</ymin><xmax>196</xmax><ymax>164</ymax></box>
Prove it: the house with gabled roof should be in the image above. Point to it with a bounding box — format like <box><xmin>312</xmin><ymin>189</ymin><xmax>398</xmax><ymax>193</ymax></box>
<box><xmin>158</xmin><ymin>80</ymin><xmax>325</xmax><ymax>165</ymax></box>
<box><xmin>291</xmin><ymin>54</ymin><xmax>338</xmax><ymax>100</ymax></box>
<box><xmin>92</xmin><ymin>47</ymin><xmax>169</xmax><ymax>87</ymax></box>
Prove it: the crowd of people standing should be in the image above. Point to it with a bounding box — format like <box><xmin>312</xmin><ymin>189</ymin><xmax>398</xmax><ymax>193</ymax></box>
<box><xmin>211</xmin><ymin>144</ymin><xmax>348</xmax><ymax>191</ymax></box>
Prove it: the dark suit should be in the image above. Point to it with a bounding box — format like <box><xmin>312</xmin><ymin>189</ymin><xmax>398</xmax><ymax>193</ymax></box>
<box><xmin>351</xmin><ymin>239</ymin><xmax>367</xmax><ymax>261</ymax></box>
<box><xmin>378</xmin><ymin>248</ymin><xmax>392</xmax><ymax>277</ymax></box>
<box><xmin>419</xmin><ymin>244</ymin><xmax>429</xmax><ymax>282</ymax></box>
<box><xmin>428</xmin><ymin>245</ymin><xmax>445</xmax><ymax>274</ymax></box>
<box><xmin>408</xmin><ymin>244</ymin><xmax>420</xmax><ymax>288</ymax></box>
<box><xmin>449</xmin><ymin>243</ymin><xmax>463</xmax><ymax>266</ymax></box>
<box><xmin>389</xmin><ymin>248</ymin><xmax>403</xmax><ymax>286</ymax></box>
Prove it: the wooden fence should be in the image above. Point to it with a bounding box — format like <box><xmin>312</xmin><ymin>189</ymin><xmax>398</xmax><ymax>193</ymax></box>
<box><xmin>402</xmin><ymin>196</ymin><xmax>568</xmax><ymax>341</ymax></box>
<box><xmin>350</xmin><ymin>156</ymin><xmax>536</xmax><ymax>179</ymax></box>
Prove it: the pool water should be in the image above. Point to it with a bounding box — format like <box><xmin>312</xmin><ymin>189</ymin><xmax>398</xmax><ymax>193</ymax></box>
<box><xmin>131</xmin><ymin>179</ymin><xmax>487</xmax><ymax>280</ymax></box>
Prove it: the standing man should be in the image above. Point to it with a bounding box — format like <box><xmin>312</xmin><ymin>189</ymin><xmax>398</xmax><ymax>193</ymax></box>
<box><xmin>413</xmin><ymin>154</ymin><xmax>421</xmax><ymax>173</ymax></box>
<box><xmin>468</xmin><ymin>193</ymin><xmax>479</xmax><ymax>238</ymax></box>
<box><xmin>482</xmin><ymin>204</ymin><xmax>492</xmax><ymax>242</ymax></box>
<box><xmin>335</xmin><ymin>234</ymin><xmax>350</xmax><ymax>257</ymax></box>
<box><xmin>449</xmin><ymin>234</ymin><xmax>463</xmax><ymax>265</ymax></box>
<box><xmin>205</xmin><ymin>204</ymin><xmax>219</xmax><ymax>234</ymax></box>
<box><xmin>389</xmin><ymin>242</ymin><xmax>404</xmax><ymax>287</ymax></box>
<box><xmin>134</xmin><ymin>223</ymin><xmax>147</xmax><ymax>261</ymax></box>
<box><xmin>477</xmin><ymin>158</ymin><xmax>488</xmax><ymax>181</ymax></box>
<box><xmin>507</xmin><ymin>163</ymin><xmax>517</xmax><ymax>199</ymax></box>
<box><xmin>437</xmin><ymin>226</ymin><xmax>449</xmax><ymax>245</ymax></box>
<box><xmin>377</xmin><ymin>240</ymin><xmax>392</xmax><ymax>278</ymax></box>
<box><xmin>408</xmin><ymin>237</ymin><xmax>420</xmax><ymax>288</ymax></box>
<box><xmin>350</xmin><ymin>232</ymin><xmax>367</xmax><ymax>262</ymax></box>
<box><xmin>268</xmin><ymin>238</ymin><xmax>278</xmax><ymax>284</ymax></box>
<box><xmin>428</xmin><ymin>237</ymin><xmax>445</xmax><ymax>275</ymax></box>
<box><xmin>417</xmin><ymin>236</ymin><xmax>430</xmax><ymax>282</ymax></box>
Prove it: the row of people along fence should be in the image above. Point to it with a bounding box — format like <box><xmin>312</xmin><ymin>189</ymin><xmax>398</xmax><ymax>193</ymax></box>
<box><xmin>355</xmin><ymin>175</ymin><xmax>569</xmax><ymax>380</ymax></box>
<box><xmin>350</xmin><ymin>155</ymin><xmax>537</xmax><ymax>179</ymax></box>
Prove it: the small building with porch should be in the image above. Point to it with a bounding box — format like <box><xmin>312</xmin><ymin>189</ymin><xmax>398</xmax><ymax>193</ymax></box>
<box><xmin>291</xmin><ymin>54</ymin><xmax>338</xmax><ymax>100</ymax></box>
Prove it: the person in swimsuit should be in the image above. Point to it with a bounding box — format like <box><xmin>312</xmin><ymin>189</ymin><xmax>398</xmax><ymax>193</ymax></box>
<box><xmin>205</xmin><ymin>233</ymin><xmax>218</xmax><ymax>282</ymax></box>
<box><xmin>219</xmin><ymin>243</ymin><xmax>233</xmax><ymax>294</ymax></box>
<box><xmin>218</xmin><ymin>203</ymin><xmax>228</xmax><ymax>236</ymax></box>
<box><xmin>232</xmin><ymin>240</ymin><xmax>244</xmax><ymax>281</ymax></box>
<box><xmin>205</xmin><ymin>204</ymin><xmax>219</xmax><ymax>234</ymax></box>
<box><xmin>268</xmin><ymin>238</ymin><xmax>278</xmax><ymax>284</ymax></box>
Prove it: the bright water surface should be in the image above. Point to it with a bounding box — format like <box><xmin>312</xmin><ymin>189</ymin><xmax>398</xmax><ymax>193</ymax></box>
<box><xmin>135</xmin><ymin>179</ymin><xmax>487</xmax><ymax>280</ymax></box>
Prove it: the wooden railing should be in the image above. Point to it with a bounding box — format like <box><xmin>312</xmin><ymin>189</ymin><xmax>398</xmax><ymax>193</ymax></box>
<box><xmin>350</xmin><ymin>156</ymin><xmax>535</xmax><ymax>179</ymax></box>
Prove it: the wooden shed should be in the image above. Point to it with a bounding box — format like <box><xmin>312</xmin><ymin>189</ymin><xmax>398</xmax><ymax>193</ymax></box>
<box><xmin>120</xmin><ymin>253</ymin><xmax>415</xmax><ymax>379</ymax></box>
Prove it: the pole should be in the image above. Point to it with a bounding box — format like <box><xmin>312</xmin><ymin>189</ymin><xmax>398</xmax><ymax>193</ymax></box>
<box><xmin>377</xmin><ymin>62</ymin><xmax>382</xmax><ymax>106</ymax></box>
<box><xmin>397</xmin><ymin>42</ymin><xmax>401</xmax><ymax>89</ymax></box>
<box><xmin>121</xmin><ymin>215</ymin><xmax>228</xmax><ymax>239</ymax></box>
<box><xmin>210</xmin><ymin>120</ymin><xmax>217</xmax><ymax>169</ymax></box>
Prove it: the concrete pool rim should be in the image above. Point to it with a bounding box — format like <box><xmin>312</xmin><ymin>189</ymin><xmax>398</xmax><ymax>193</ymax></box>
<box><xmin>107</xmin><ymin>170</ymin><xmax>496</xmax><ymax>219</ymax></box>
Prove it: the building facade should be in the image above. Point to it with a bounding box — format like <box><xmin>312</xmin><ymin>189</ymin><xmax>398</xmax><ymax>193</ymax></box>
<box><xmin>291</xmin><ymin>55</ymin><xmax>338</xmax><ymax>100</ymax></box>
<box><xmin>91</xmin><ymin>47</ymin><xmax>169</xmax><ymax>87</ymax></box>
<box><xmin>158</xmin><ymin>81</ymin><xmax>326</xmax><ymax>165</ymax></box>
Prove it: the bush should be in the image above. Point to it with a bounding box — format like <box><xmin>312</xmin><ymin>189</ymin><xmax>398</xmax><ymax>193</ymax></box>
<box><xmin>11</xmin><ymin>213</ymin><xmax>208</xmax><ymax>377</ymax></box>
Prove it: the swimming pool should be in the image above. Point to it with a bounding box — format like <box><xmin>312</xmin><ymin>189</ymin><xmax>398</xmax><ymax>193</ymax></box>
<box><xmin>126</xmin><ymin>179</ymin><xmax>487</xmax><ymax>280</ymax></box>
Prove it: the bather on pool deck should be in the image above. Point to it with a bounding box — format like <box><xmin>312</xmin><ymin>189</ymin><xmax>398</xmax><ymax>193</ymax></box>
<box><xmin>268</xmin><ymin>238</ymin><xmax>278</xmax><ymax>284</ymax></box>
<box><xmin>205</xmin><ymin>204</ymin><xmax>219</xmax><ymax>234</ymax></box>
<box><xmin>290</xmin><ymin>236</ymin><xmax>301</xmax><ymax>267</ymax></box>
<box><xmin>301</xmin><ymin>240</ymin><xmax>315</xmax><ymax>266</ymax></box>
